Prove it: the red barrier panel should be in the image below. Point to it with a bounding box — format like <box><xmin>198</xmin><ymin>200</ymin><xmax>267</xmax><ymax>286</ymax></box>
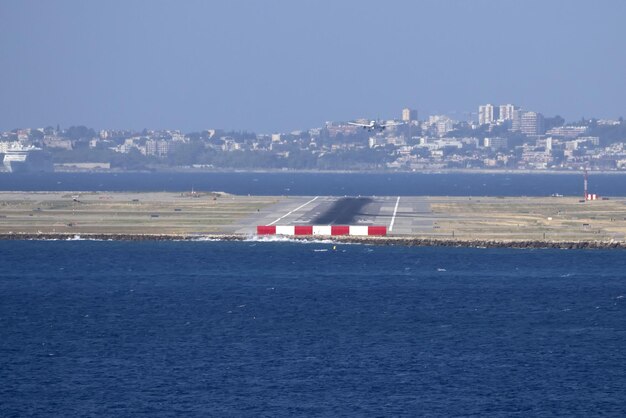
<box><xmin>257</xmin><ymin>225</ymin><xmax>276</xmax><ymax>235</ymax></box>
<box><xmin>258</xmin><ymin>225</ymin><xmax>387</xmax><ymax>236</ymax></box>
<box><xmin>294</xmin><ymin>225</ymin><xmax>313</xmax><ymax>235</ymax></box>
<box><xmin>331</xmin><ymin>225</ymin><xmax>350</xmax><ymax>236</ymax></box>
<box><xmin>368</xmin><ymin>226</ymin><xmax>387</xmax><ymax>236</ymax></box>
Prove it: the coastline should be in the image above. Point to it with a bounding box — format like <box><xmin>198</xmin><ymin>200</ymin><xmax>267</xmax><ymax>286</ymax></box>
<box><xmin>1</xmin><ymin>232</ymin><xmax>624</xmax><ymax>249</ymax></box>
<box><xmin>41</xmin><ymin>167</ymin><xmax>626</xmax><ymax>175</ymax></box>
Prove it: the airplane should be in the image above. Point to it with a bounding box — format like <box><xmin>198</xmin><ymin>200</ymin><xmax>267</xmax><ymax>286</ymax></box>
<box><xmin>347</xmin><ymin>119</ymin><xmax>403</xmax><ymax>132</ymax></box>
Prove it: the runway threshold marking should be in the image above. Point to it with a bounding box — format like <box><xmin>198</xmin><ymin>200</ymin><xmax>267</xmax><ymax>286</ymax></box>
<box><xmin>267</xmin><ymin>196</ymin><xmax>319</xmax><ymax>226</ymax></box>
<box><xmin>389</xmin><ymin>196</ymin><xmax>400</xmax><ymax>232</ymax></box>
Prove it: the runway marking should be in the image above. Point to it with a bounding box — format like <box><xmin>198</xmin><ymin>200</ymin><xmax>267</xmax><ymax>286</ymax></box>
<box><xmin>268</xmin><ymin>196</ymin><xmax>319</xmax><ymax>226</ymax></box>
<box><xmin>389</xmin><ymin>196</ymin><xmax>400</xmax><ymax>231</ymax></box>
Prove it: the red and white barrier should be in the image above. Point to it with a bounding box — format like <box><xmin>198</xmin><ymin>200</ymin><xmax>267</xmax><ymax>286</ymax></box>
<box><xmin>257</xmin><ymin>225</ymin><xmax>387</xmax><ymax>236</ymax></box>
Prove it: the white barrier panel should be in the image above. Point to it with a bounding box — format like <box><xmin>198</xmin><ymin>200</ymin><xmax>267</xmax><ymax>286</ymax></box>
<box><xmin>313</xmin><ymin>225</ymin><xmax>332</xmax><ymax>236</ymax></box>
<box><xmin>349</xmin><ymin>225</ymin><xmax>369</xmax><ymax>236</ymax></box>
<box><xmin>276</xmin><ymin>225</ymin><xmax>295</xmax><ymax>235</ymax></box>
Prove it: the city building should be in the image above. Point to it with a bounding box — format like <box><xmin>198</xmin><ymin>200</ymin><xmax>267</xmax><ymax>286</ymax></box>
<box><xmin>483</xmin><ymin>137</ymin><xmax>508</xmax><ymax>150</ymax></box>
<box><xmin>436</xmin><ymin>117</ymin><xmax>455</xmax><ymax>137</ymax></box>
<box><xmin>386</xmin><ymin>136</ymin><xmax>406</xmax><ymax>146</ymax></box>
<box><xmin>545</xmin><ymin>126</ymin><xmax>588</xmax><ymax>139</ymax></box>
<box><xmin>402</xmin><ymin>108</ymin><xmax>418</xmax><ymax>122</ymax></box>
<box><xmin>478</xmin><ymin>104</ymin><xmax>499</xmax><ymax>125</ymax></box>
<box><xmin>520</xmin><ymin>111</ymin><xmax>545</xmax><ymax>136</ymax></box>
<box><xmin>325</xmin><ymin>124</ymin><xmax>359</xmax><ymax>138</ymax></box>
<box><xmin>0</xmin><ymin>142</ymin><xmax>12</xmax><ymax>153</ymax></box>
<box><xmin>577</xmin><ymin>136</ymin><xmax>600</xmax><ymax>146</ymax></box>
<box><xmin>145</xmin><ymin>139</ymin><xmax>170</xmax><ymax>157</ymax></box>
<box><xmin>511</xmin><ymin>108</ymin><xmax>523</xmax><ymax>131</ymax></box>
<box><xmin>43</xmin><ymin>135</ymin><xmax>73</xmax><ymax>150</ymax></box>
<box><xmin>368</xmin><ymin>137</ymin><xmax>381</xmax><ymax>148</ymax></box>
<box><xmin>498</xmin><ymin>104</ymin><xmax>518</xmax><ymax>121</ymax></box>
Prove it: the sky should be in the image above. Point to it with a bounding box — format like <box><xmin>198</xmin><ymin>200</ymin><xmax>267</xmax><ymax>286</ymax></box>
<box><xmin>1</xmin><ymin>0</ymin><xmax>625</xmax><ymax>133</ymax></box>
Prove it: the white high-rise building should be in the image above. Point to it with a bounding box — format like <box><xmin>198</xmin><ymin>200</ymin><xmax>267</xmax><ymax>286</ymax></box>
<box><xmin>368</xmin><ymin>137</ymin><xmax>381</xmax><ymax>148</ymax></box>
<box><xmin>401</xmin><ymin>108</ymin><xmax>418</xmax><ymax>122</ymax></box>
<box><xmin>498</xmin><ymin>104</ymin><xmax>518</xmax><ymax>121</ymax></box>
<box><xmin>478</xmin><ymin>104</ymin><xmax>499</xmax><ymax>125</ymax></box>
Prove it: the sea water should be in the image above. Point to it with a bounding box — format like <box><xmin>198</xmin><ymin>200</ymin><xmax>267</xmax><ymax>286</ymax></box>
<box><xmin>2</xmin><ymin>171</ymin><xmax>626</xmax><ymax>196</ymax></box>
<box><xmin>1</xmin><ymin>240</ymin><xmax>626</xmax><ymax>416</ymax></box>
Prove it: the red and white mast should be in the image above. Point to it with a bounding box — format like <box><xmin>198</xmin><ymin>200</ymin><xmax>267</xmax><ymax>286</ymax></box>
<box><xmin>583</xmin><ymin>167</ymin><xmax>589</xmax><ymax>201</ymax></box>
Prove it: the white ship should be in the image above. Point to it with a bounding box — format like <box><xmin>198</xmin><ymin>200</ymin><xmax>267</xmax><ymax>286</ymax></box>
<box><xmin>2</xmin><ymin>144</ymin><xmax>53</xmax><ymax>173</ymax></box>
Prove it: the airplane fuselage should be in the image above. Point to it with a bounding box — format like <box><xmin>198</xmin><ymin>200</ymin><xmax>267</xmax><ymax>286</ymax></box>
<box><xmin>348</xmin><ymin>119</ymin><xmax>400</xmax><ymax>132</ymax></box>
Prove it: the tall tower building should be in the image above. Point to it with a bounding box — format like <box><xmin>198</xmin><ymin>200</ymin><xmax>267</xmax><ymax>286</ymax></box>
<box><xmin>511</xmin><ymin>108</ymin><xmax>523</xmax><ymax>131</ymax></box>
<box><xmin>520</xmin><ymin>111</ymin><xmax>545</xmax><ymax>136</ymax></box>
<box><xmin>402</xmin><ymin>108</ymin><xmax>418</xmax><ymax>122</ymax></box>
<box><xmin>498</xmin><ymin>104</ymin><xmax>518</xmax><ymax>121</ymax></box>
<box><xmin>478</xmin><ymin>104</ymin><xmax>499</xmax><ymax>125</ymax></box>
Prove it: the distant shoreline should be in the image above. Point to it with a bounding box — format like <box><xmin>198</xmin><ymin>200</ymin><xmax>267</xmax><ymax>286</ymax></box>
<box><xmin>14</xmin><ymin>167</ymin><xmax>626</xmax><ymax>175</ymax></box>
<box><xmin>1</xmin><ymin>232</ymin><xmax>624</xmax><ymax>250</ymax></box>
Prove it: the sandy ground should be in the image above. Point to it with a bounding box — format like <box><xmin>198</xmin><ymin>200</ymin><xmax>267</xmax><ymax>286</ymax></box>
<box><xmin>0</xmin><ymin>192</ymin><xmax>279</xmax><ymax>235</ymax></box>
<box><xmin>428</xmin><ymin>196</ymin><xmax>626</xmax><ymax>242</ymax></box>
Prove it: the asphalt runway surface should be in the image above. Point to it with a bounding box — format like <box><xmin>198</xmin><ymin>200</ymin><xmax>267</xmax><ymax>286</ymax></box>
<box><xmin>236</xmin><ymin>196</ymin><xmax>434</xmax><ymax>235</ymax></box>
<box><xmin>311</xmin><ymin>197</ymin><xmax>373</xmax><ymax>224</ymax></box>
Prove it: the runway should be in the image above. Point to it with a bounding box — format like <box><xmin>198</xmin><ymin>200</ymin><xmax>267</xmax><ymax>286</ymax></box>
<box><xmin>235</xmin><ymin>196</ymin><xmax>434</xmax><ymax>235</ymax></box>
<box><xmin>2</xmin><ymin>192</ymin><xmax>624</xmax><ymax>241</ymax></box>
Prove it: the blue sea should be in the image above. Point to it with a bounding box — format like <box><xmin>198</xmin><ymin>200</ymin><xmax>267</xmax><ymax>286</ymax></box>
<box><xmin>1</xmin><ymin>240</ymin><xmax>625</xmax><ymax>416</ymax></box>
<box><xmin>2</xmin><ymin>171</ymin><xmax>626</xmax><ymax>196</ymax></box>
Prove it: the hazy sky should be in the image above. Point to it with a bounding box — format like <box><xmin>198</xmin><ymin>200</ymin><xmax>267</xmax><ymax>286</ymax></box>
<box><xmin>1</xmin><ymin>0</ymin><xmax>624</xmax><ymax>133</ymax></box>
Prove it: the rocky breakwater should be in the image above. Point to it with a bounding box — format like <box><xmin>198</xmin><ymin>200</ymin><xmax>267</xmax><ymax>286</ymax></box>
<box><xmin>0</xmin><ymin>233</ymin><xmax>247</xmax><ymax>241</ymax></box>
<box><xmin>332</xmin><ymin>236</ymin><xmax>626</xmax><ymax>249</ymax></box>
<box><xmin>1</xmin><ymin>232</ymin><xmax>625</xmax><ymax>249</ymax></box>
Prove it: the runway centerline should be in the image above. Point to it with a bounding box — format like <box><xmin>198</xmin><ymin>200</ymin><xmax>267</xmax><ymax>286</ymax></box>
<box><xmin>389</xmin><ymin>196</ymin><xmax>400</xmax><ymax>231</ymax></box>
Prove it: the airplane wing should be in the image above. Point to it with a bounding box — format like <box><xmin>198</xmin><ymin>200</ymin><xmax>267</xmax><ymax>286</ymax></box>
<box><xmin>348</xmin><ymin>122</ymin><xmax>370</xmax><ymax>127</ymax></box>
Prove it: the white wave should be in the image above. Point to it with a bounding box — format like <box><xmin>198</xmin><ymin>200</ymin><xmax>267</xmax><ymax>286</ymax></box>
<box><xmin>63</xmin><ymin>235</ymin><xmax>111</xmax><ymax>241</ymax></box>
<box><xmin>27</xmin><ymin>235</ymin><xmax>108</xmax><ymax>241</ymax></box>
<box><xmin>188</xmin><ymin>236</ymin><xmax>224</xmax><ymax>242</ymax></box>
<box><xmin>28</xmin><ymin>238</ymin><xmax>61</xmax><ymax>241</ymax></box>
<box><xmin>243</xmin><ymin>235</ymin><xmax>348</xmax><ymax>245</ymax></box>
